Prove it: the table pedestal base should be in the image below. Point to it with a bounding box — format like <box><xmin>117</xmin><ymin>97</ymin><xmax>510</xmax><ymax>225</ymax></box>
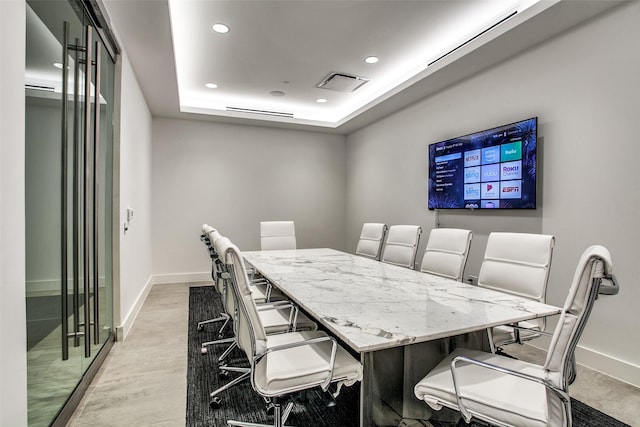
<box><xmin>360</xmin><ymin>330</ymin><xmax>488</xmax><ymax>427</ymax></box>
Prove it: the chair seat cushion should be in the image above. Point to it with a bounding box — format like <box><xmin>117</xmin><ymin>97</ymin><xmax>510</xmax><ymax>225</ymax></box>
<box><xmin>255</xmin><ymin>331</ymin><xmax>363</xmax><ymax>397</ymax></box>
<box><xmin>414</xmin><ymin>348</ymin><xmax>552</xmax><ymax>427</ymax></box>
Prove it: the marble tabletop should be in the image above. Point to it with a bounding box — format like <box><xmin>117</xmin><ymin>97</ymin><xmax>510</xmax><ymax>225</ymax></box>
<box><xmin>243</xmin><ymin>248</ymin><xmax>560</xmax><ymax>353</ymax></box>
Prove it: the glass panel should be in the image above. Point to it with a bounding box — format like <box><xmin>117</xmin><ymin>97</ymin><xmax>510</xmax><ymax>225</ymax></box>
<box><xmin>82</xmin><ymin>25</ymin><xmax>115</xmax><ymax>369</ymax></box>
<box><xmin>25</xmin><ymin>0</ymin><xmax>115</xmax><ymax>424</ymax></box>
<box><xmin>25</xmin><ymin>2</ymin><xmax>87</xmax><ymax>424</ymax></box>
<box><xmin>96</xmin><ymin>38</ymin><xmax>114</xmax><ymax>347</ymax></box>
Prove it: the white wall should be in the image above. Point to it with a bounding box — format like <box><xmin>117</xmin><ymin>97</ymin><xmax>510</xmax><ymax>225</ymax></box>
<box><xmin>115</xmin><ymin>51</ymin><xmax>153</xmax><ymax>338</ymax></box>
<box><xmin>346</xmin><ymin>2</ymin><xmax>640</xmax><ymax>386</ymax></box>
<box><xmin>151</xmin><ymin>119</ymin><xmax>347</xmax><ymax>280</ymax></box>
<box><xmin>0</xmin><ymin>0</ymin><xmax>28</xmax><ymax>425</ymax></box>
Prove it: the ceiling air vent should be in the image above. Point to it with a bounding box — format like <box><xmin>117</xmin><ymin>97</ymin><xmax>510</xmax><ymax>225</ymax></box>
<box><xmin>317</xmin><ymin>72</ymin><xmax>369</xmax><ymax>93</ymax></box>
<box><xmin>226</xmin><ymin>107</ymin><xmax>294</xmax><ymax>119</ymax></box>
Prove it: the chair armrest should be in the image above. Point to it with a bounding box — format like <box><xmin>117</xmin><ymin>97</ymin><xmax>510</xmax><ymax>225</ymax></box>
<box><xmin>256</xmin><ymin>300</ymin><xmax>290</xmax><ymax>308</ymax></box>
<box><xmin>506</xmin><ymin>323</ymin><xmax>553</xmax><ymax>337</ymax></box>
<box><xmin>254</xmin><ymin>336</ymin><xmax>338</xmax><ymax>392</ymax></box>
<box><xmin>250</xmin><ymin>279</ymin><xmax>270</xmax><ymax>287</ymax></box>
<box><xmin>450</xmin><ymin>354</ymin><xmax>570</xmax><ymax>424</ymax></box>
<box><xmin>250</xmin><ymin>279</ymin><xmax>273</xmax><ymax>301</ymax></box>
<box><xmin>504</xmin><ymin>322</ymin><xmax>553</xmax><ymax>344</ymax></box>
<box><xmin>256</xmin><ymin>301</ymin><xmax>294</xmax><ymax>312</ymax></box>
<box><xmin>256</xmin><ymin>302</ymin><xmax>299</xmax><ymax>332</ymax></box>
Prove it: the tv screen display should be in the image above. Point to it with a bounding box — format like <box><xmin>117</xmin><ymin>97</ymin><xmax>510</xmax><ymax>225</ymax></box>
<box><xmin>428</xmin><ymin>117</ymin><xmax>537</xmax><ymax>210</ymax></box>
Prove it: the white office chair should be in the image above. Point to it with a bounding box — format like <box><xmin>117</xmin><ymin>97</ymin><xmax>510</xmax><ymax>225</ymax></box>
<box><xmin>381</xmin><ymin>225</ymin><xmax>422</xmax><ymax>269</ymax></box>
<box><xmin>197</xmin><ymin>226</ymin><xmax>234</xmax><ymax>336</ymax></box>
<box><xmin>206</xmin><ymin>235</ymin><xmax>318</xmax><ymax>408</ymax></box>
<box><xmin>218</xmin><ymin>237</ymin><xmax>363</xmax><ymax>427</ymax></box>
<box><xmin>420</xmin><ymin>228</ymin><xmax>472</xmax><ymax>281</ymax></box>
<box><xmin>260</xmin><ymin>220</ymin><xmax>297</xmax><ymax>251</ymax></box>
<box><xmin>355</xmin><ymin>222</ymin><xmax>387</xmax><ymax>260</ymax></box>
<box><xmin>200</xmin><ymin>228</ymin><xmax>257</xmax><ymax>348</ymax></box>
<box><xmin>415</xmin><ymin>245</ymin><xmax>618</xmax><ymax>427</ymax></box>
<box><xmin>200</xmin><ymin>224</ymin><xmax>217</xmax><ymax>269</ymax></box>
<box><xmin>478</xmin><ymin>232</ymin><xmax>555</xmax><ymax>352</ymax></box>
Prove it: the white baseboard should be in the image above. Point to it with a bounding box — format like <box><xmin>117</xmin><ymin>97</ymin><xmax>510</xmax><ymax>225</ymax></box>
<box><xmin>151</xmin><ymin>272</ymin><xmax>212</xmax><ymax>285</ymax></box>
<box><xmin>26</xmin><ymin>277</ymin><xmax>106</xmax><ymax>297</ymax></box>
<box><xmin>574</xmin><ymin>344</ymin><xmax>640</xmax><ymax>388</ymax></box>
<box><xmin>116</xmin><ymin>275</ymin><xmax>153</xmax><ymax>341</ymax></box>
<box><xmin>115</xmin><ymin>273</ymin><xmax>212</xmax><ymax>341</ymax></box>
<box><xmin>529</xmin><ymin>339</ymin><xmax>640</xmax><ymax>388</ymax></box>
<box><xmin>26</xmin><ymin>279</ymin><xmax>59</xmax><ymax>295</ymax></box>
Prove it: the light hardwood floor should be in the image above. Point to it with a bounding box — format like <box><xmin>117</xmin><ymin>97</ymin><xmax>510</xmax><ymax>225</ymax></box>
<box><xmin>67</xmin><ymin>283</ymin><xmax>192</xmax><ymax>426</ymax></box>
<box><xmin>67</xmin><ymin>282</ymin><xmax>640</xmax><ymax>426</ymax></box>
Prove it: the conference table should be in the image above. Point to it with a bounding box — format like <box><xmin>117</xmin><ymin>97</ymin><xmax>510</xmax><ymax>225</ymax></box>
<box><xmin>243</xmin><ymin>248</ymin><xmax>560</xmax><ymax>426</ymax></box>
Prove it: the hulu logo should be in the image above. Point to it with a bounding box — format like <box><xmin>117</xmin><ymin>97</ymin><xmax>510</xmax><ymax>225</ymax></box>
<box><xmin>501</xmin><ymin>141</ymin><xmax>522</xmax><ymax>162</ymax></box>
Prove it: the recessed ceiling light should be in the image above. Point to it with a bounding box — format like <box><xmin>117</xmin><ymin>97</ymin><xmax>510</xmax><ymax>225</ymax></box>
<box><xmin>270</xmin><ymin>90</ymin><xmax>286</xmax><ymax>97</ymax></box>
<box><xmin>205</xmin><ymin>83</ymin><xmax>218</xmax><ymax>89</ymax></box>
<box><xmin>169</xmin><ymin>0</ymin><xmax>540</xmax><ymax>126</ymax></box>
<box><xmin>212</xmin><ymin>23</ymin><xmax>230</xmax><ymax>34</ymax></box>
<box><xmin>53</xmin><ymin>62</ymin><xmax>64</xmax><ymax>69</ymax></box>
<box><xmin>364</xmin><ymin>56</ymin><xmax>379</xmax><ymax>64</ymax></box>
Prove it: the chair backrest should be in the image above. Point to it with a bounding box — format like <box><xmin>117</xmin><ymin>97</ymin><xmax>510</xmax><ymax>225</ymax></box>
<box><xmin>207</xmin><ymin>229</ymin><xmax>222</xmax><ymax>261</ymax></box>
<box><xmin>202</xmin><ymin>224</ymin><xmax>214</xmax><ymax>236</ymax></box>
<box><xmin>420</xmin><ymin>228</ymin><xmax>472</xmax><ymax>281</ymax></box>
<box><xmin>201</xmin><ymin>224</ymin><xmax>214</xmax><ymax>250</ymax></box>
<box><xmin>218</xmin><ymin>237</ymin><xmax>268</xmax><ymax>359</ymax></box>
<box><xmin>209</xmin><ymin>228</ymin><xmax>222</xmax><ymax>246</ymax></box>
<box><xmin>478</xmin><ymin>232</ymin><xmax>554</xmax><ymax>334</ymax></box>
<box><xmin>544</xmin><ymin>245</ymin><xmax>617</xmax><ymax>394</ymax></box>
<box><xmin>209</xmin><ymin>229</ymin><xmax>230</xmax><ymax>295</ymax></box>
<box><xmin>355</xmin><ymin>223</ymin><xmax>387</xmax><ymax>260</ymax></box>
<box><xmin>381</xmin><ymin>225</ymin><xmax>422</xmax><ymax>269</ymax></box>
<box><xmin>478</xmin><ymin>232</ymin><xmax>555</xmax><ymax>301</ymax></box>
<box><xmin>260</xmin><ymin>220</ymin><xmax>296</xmax><ymax>251</ymax></box>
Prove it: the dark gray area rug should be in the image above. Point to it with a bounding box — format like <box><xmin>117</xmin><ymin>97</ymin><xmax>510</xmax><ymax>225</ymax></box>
<box><xmin>186</xmin><ymin>286</ymin><xmax>359</xmax><ymax>427</ymax></box>
<box><xmin>186</xmin><ymin>286</ymin><xmax>629</xmax><ymax>427</ymax></box>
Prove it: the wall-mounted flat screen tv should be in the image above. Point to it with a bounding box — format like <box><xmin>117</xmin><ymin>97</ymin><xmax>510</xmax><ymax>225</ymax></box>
<box><xmin>428</xmin><ymin>117</ymin><xmax>537</xmax><ymax>210</ymax></box>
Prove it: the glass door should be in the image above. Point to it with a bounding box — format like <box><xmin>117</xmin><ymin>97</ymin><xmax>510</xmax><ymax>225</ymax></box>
<box><xmin>25</xmin><ymin>1</ymin><xmax>115</xmax><ymax>425</ymax></box>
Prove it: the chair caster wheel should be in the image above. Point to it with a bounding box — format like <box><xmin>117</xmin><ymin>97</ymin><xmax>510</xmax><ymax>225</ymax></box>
<box><xmin>218</xmin><ymin>370</ymin><xmax>229</xmax><ymax>379</ymax></box>
<box><xmin>197</xmin><ymin>324</ymin><xmax>204</xmax><ymax>331</ymax></box>
<box><xmin>210</xmin><ymin>397</ymin><xmax>221</xmax><ymax>409</ymax></box>
<box><xmin>265</xmin><ymin>403</ymin><xmax>275</xmax><ymax>416</ymax></box>
<box><xmin>200</xmin><ymin>347</ymin><xmax>207</xmax><ymax>354</ymax></box>
<box><xmin>217</xmin><ymin>333</ymin><xmax>224</xmax><ymax>339</ymax></box>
